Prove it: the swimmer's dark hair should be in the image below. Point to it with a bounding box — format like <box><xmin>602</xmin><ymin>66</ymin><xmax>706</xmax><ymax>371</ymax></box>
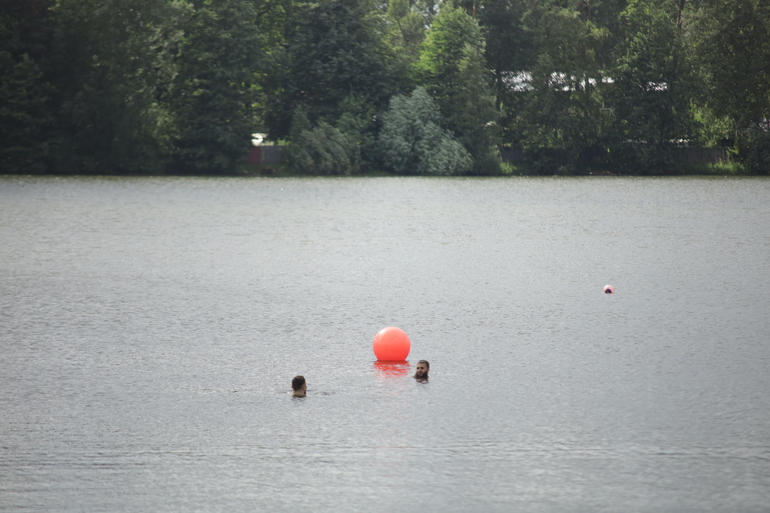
<box><xmin>292</xmin><ymin>375</ymin><xmax>306</xmax><ymax>391</ymax></box>
<box><xmin>418</xmin><ymin>360</ymin><xmax>430</xmax><ymax>369</ymax></box>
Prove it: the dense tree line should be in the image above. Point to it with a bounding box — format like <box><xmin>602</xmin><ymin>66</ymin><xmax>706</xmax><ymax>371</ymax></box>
<box><xmin>1</xmin><ymin>0</ymin><xmax>769</xmax><ymax>175</ymax></box>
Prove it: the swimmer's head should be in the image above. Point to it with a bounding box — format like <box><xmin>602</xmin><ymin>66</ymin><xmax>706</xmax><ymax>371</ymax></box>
<box><xmin>292</xmin><ymin>375</ymin><xmax>306</xmax><ymax>396</ymax></box>
<box><xmin>415</xmin><ymin>360</ymin><xmax>429</xmax><ymax>380</ymax></box>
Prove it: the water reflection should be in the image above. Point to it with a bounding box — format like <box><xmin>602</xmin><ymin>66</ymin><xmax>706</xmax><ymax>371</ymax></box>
<box><xmin>372</xmin><ymin>361</ymin><xmax>412</xmax><ymax>379</ymax></box>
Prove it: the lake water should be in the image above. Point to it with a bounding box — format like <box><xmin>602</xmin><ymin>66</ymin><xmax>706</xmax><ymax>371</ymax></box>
<box><xmin>1</xmin><ymin>176</ymin><xmax>769</xmax><ymax>512</ymax></box>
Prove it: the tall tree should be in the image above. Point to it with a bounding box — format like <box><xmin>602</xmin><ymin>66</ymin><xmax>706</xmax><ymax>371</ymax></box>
<box><xmin>269</xmin><ymin>0</ymin><xmax>401</xmax><ymax>141</ymax></box>
<box><xmin>514</xmin><ymin>0</ymin><xmax>613</xmax><ymax>172</ymax></box>
<box><xmin>378</xmin><ymin>86</ymin><xmax>472</xmax><ymax>175</ymax></box>
<box><xmin>385</xmin><ymin>0</ymin><xmax>426</xmax><ymax>85</ymax></box>
<box><xmin>476</xmin><ymin>0</ymin><xmax>533</xmax><ymax>145</ymax></box>
<box><xmin>285</xmin><ymin>94</ymin><xmax>376</xmax><ymax>174</ymax></box>
<box><xmin>49</xmin><ymin>0</ymin><xmax>188</xmax><ymax>173</ymax></box>
<box><xmin>610</xmin><ymin>0</ymin><xmax>694</xmax><ymax>173</ymax></box>
<box><xmin>169</xmin><ymin>0</ymin><xmax>265</xmax><ymax>174</ymax></box>
<box><xmin>689</xmin><ymin>0</ymin><xmax>770</xmax><ymax>172</ymax></box>
<box><xmin>0</xmin><ymin>1</ymin><xmax>55</xmax><ymax>173</ymax></box>
<box><xmin>418</xmin><ymin>4</ymin><xmax>500</xmax><ymax>173</ymax></box>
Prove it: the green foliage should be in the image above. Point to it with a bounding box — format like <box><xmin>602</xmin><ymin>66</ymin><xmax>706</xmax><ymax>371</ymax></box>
<box><xmin>336</xmin><ymin>93</ymin><xmax>379</xmax><ymax>170</ymax></box>
<box><xmin>478</xmin><ymin>0</ymin><xmax>533</xmax><ymax>73</ymax></box>
<box><xmin>287</xmin><ymin>120</ymin><xmax>360</xmax><ymax>175</ymax></box>
<box><xmin>691</xmin><ymin>103</ymin><xmax>733</xmax><ymax>147</ymax></box>
<box><xmin>741</xmin><ymin>126</ymin><xmax>770</xmax><ymax>175</ymax></box>
<box><xmin>169</xmin><ymin>0</ymin><xmax>264</xmax><ymax>174</ymax></box>
<box><xmin>48</xmin><ymin>0</ymin><xmax>189</xmax><ymax>173</ymax></box>
<box><xmin>454</xmin><ymin>43</ymin><xmax>502</xmax><ymax>174</ymax></box>
<box><xmin>252</xmin><ymin>0</ymin><xmax>295</xmax><ymax>143</ymax></box>
<box><xmin>2</xmin><ymin>0</ymin><xmax>767</xmax><ymax>176</ymax></box>
<box><xmin>477</xmin><ymin>0</ymin><xmax>533</xmax><ymax>146</ymax></box>
<box><xmin>269</xmin><ymin>0</ymin><xmax>401</xmax><ymax>140</ymax></box>
<box><xmin>702</xmin><ymin>160</ymin><xmax>747</xmax><ymax>176</ymax></box>
<box><xmin>378</xmin><ymin>87</ymin><xmax>472</xmax><ymax>175</ymax></box>
<box><xmin>690</xmin><ymin>0</ymin><xmax>770</xmax><ymax>126</ymax></box>
<box><xmin>0</xmin><ymin>51</ymin><xmax>53</xmax><ymax>173</ymax></box>
<box><xmin>288</xmin><ymin>105</ymin><xmax>312</xmax><ymax>142</ymax></box>
<box><xmin>418</xmin><ymin>5</ymin><xmax>500</xmax><ymax>174</ymax></box>
<box><xmin>0</xmin><ymin>7</ymin><xmax>55</xmax><ymax>173</ymax></box>
<box><xmin>514</xmin><ymin>0</ymin><xmax>613</xmax><ymax>173</ymax></box>
<box><xmin>418</xmin><ymin>4</ymin><xmax>484</xmax><ymax>90</ymax></box>
<box><xmin>385</xmin><ymin>0</ymin><xmax>426</xmax><ymax>84</ymax></box>
<box><xmin>285</xmin><ymin>93</ymin><xmax>379</xmax><ymax>174</ymax></box>
<box><xmin>610</xmin><ymin>0</ymin><xmax>694</xmax><ymax>173</ymax></box>
<box><xmin>689</xmin><ymin>0</ymin><xmax>770</xmax><ymax>173</ymax></box>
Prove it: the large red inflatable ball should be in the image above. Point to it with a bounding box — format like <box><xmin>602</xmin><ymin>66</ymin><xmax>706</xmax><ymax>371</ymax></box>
<box><xmin>372</xmin><ymin>327</ymin><xmax>411</xmax><ymax>361</ymax></box>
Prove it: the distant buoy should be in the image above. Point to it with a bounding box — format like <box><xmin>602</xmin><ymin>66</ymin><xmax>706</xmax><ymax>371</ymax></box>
<box><xmin>604</xmin><ymin>285</ymin><xmax>614</xmax><ymax>294</ymax></box>
<box><xmin>372</xmin><ymin>327</ymin><xmax>411</xmax><ymax>361</ymax></box>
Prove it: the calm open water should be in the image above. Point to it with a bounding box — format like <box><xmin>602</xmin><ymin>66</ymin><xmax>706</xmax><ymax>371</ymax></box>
<box><xmin>1</xmin><ymin>176</ymin><xmax>769</xmax><ymax>512</ymax></box>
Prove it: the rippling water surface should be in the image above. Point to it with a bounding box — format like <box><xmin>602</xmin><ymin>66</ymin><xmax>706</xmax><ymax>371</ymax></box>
<box><xmin>1</xmin><ymin>176</ymin><xmax>769</xmax><ymax>512</ymax></box>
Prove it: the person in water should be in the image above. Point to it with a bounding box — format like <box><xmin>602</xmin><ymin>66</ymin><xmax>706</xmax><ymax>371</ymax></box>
<box><xmin>291</xmin><ymin>375</ymin><xmax>307</xmax><ymax>397</ymax></box>
<box><xmin>414</xmin><ymin>360</ymin><xmax>429</xmax><ymax>381</ymax></box>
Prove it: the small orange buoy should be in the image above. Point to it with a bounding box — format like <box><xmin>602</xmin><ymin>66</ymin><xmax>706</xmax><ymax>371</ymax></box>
<box><xmin>604</xmin><ymin>285</ymin><xmax>614</xmax><ymax>294</ymax></box>
<box><xmin>372</xmin><ymin>327</ymin><xmax>411</xmax><ymax>361</ymax></box>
